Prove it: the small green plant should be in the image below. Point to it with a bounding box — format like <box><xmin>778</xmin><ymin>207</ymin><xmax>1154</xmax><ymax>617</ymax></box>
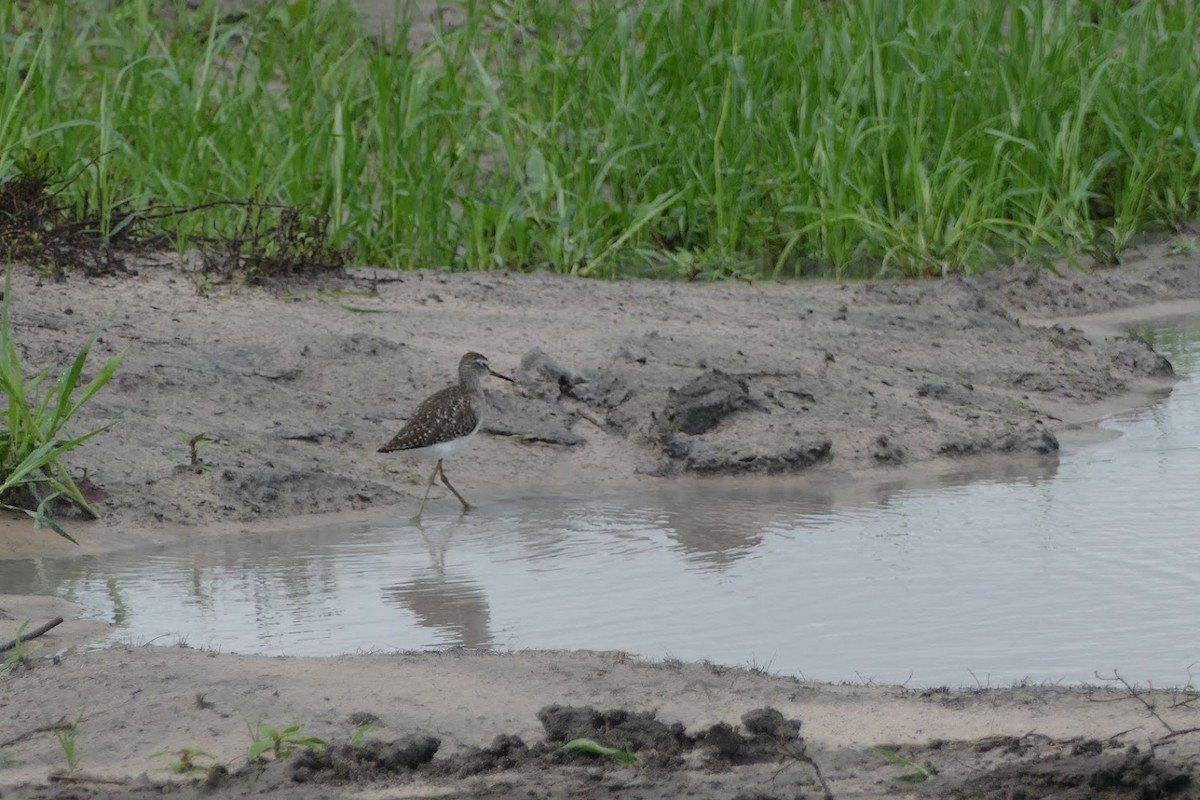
<box><xmin>53</xmin><ymin>715</ymin><xmax>84</xmax><ymax>774</ymax></box>
<box><xmin>0</xmin><ymin>269</ymin><xmax>125</xmax><ymax>540</ymax></box>
<box><xmin>1166</xmin><ymin>237</ymin><xmax>1198</xmax><ymax>256</ymax></box>
<box><xmin>0</xmin><ymin>648</ymin><xmax>24</xmax><ymax>673</ymax></box>
<box><xmin>1</xmin><ymin>621</ymin><xmax>29</xmax><ymax>673</ymax></box>
<box><xmin>349</xmin><ymin>722</ymin><xmax>375</xmax><ymax>748</ymax></box>
<box><xmin>173</xmin><ymin>432</ymin><xmax>211</xmax><ymax>472</ymax></box>
<box><xmin>247</xmin><ymin>724</ymin><xmax>326</xmax><ymax>763</ymax></box>
<box><xmin>872</xmin><ymin>746</ymin><xmax>933</xmax><ymax>783</ymax></box>
<box><xmin>198</xmin><ymin>763</ymin><xmax>227</xmax><ymax>789</ymax></box>
<box><xmin>554</xmin><ymin>738</ymin><xmax>640</xmax><ymax>765</ymax></box>
<box><xmin>194</xmin><ymin>692</ymin><xmax>214</xmax><ymax>710</ymax></box>
<box><xmin>153</xmin><ymin>746</ymin><xmax>216</xmax><ymax>775</ymax></box>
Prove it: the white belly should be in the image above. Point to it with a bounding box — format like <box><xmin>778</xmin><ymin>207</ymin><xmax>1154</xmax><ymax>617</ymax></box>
<box><xmin>409</xmin><ymin>419</ymin><xmax>481</xmax><ymax>460</ymax></box>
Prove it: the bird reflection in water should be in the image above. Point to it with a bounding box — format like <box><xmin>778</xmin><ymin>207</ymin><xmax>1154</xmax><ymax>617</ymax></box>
<box><xmin>381</xmin><ymin>521</ymin><xmax>493</xmax><ymax>649</ymax></box>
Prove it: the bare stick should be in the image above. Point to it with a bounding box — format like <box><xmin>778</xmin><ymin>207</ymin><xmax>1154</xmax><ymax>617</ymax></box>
<box><xmin>1158</xmin><ymin>726</ymin><xmax>1200</xmax><ymax>742</ymax></box>
<box><xmin>576</xmin><ymin>409</ymin><xmax>607</xmax><ymax>429</ymax></box>
<box><xmin>0</xmin><ymin>617</ymin><xmax>64</xmax><ymax>654</ymax></box>
<box><xmin>1094</xmin><ymin>670</ymin><xmax>1177</xmax><ymax>737</ymax></box>
<box><xmin>48</xmin><ymin>772</ymin><xmax>129</xmax><ymax>786</ymax></box>
<box><xmin>0</xmin><ymin>720</ymin><xmax>73</xmax><ymax>749</ymax></box>
<box><xmin>770</xmin><ymin>741</ymin><xmax>834</xmax><ymax>800</ymax></box>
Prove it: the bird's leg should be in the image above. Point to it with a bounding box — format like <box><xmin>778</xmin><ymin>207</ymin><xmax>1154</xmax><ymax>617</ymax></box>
<box><xmin>437</xmin><ymin>463</ymin><xmax>472</xmax><ymax>511</ymax></box>
<box><xmin>412</xmin><ymin>460</ymin><xmax>442</xmax><ymax>521</ymax></box>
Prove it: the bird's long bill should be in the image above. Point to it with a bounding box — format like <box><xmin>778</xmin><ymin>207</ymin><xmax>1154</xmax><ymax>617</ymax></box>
<box><xmin>490</xmin><ymin>368</ymin><xmax>515</xmax><ymax>383</ymax></box>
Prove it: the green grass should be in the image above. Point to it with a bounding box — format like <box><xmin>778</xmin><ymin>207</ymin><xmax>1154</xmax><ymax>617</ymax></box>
<box><xmin>153</xmin><ymin>746</ymin><xmax>217</xmax><ymax>776</ymax></box>
<box><xmin>0</xmin><ymin>269</ymin><xmax>125</xmax><ymax>540</ymax></box>
<box><xmin>1</xmin><ymin>0</ymin><xmax>1198</xmax><ymax>278</ymax></box>
<box><xmin>1</xmin><ymin>620</ymin><xmax>30</xmax><ymax>673</ymax></box>
<box><xmin>246</xmin><ymin>723</ymin><xmax>326</xmax><ymax>763</ymax></box>
<box><xmin>53</xmin><ymin>715</ymin><xmax>84</xmax><ymax>775</ymax></box>
<box><xmin>872</xmin><ymin>745</ymin><xmax>933</xmax><ymax>783</ymax></box>
<box><xmin>554</xmin><ymin>737</ymin><xmax>641</xmax><ymax>764</ymax></box>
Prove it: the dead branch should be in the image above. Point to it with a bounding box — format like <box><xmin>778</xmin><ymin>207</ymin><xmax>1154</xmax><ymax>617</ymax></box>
<box><xmin>0</xmin><ymin>617</ymin><xmax>64</xmax><ymax>654</ymax></box>
<box><xmin>48</xmin><ymin>772</ymin><xmax>129</xmax><ymax>785</ymax></box>
<box><xmin>0</xmin><ymin>719</ymin><xmax>73</xmax><ymax>749</ymax></box>
<box><xmin>1157</xmin><ymin>726</ymin><xmax>1200</xmax><ymax>742</ymax></box>
<box><xmin>1093</xmin><ymin>670</ymin><xmax>1187</xmax><ymax>742</ymax></box>
<box><xmin>1095</xmin><ymin>670</ymin><xmax>1173</xmax><ymax>731</ymax></box>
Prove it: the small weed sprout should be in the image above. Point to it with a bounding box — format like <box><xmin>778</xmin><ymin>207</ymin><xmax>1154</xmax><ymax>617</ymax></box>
<box><xmin>872</xmin><ymin>746</ymin><xmax>933</xmax><ymax>783</ymax></box>
<box><xmin>349</xmin><ymin>722</ymin><xmax>375</xmax><ymax>748</ymax></box>
<box><xmin>1</xmin><ymin>621</ymin><xmax>29</xmax><ymax>673</ymax></box>
<box><xmin>53</xmin><ymin>715</ymin><xmax>84</xmax><ymax>774</ymax></box>
<box><xmin>247</xmin><ymin>724</ymin><xmax>326</xmax><ymax>763</ymax></box>
<box><xmin>198</xmin><ymin>763</ymin><xmax>227</xmax><ymax>789</ymax></box>
<box><xmin>1167</xmin><ymin>237</ymin><xmax>1198</xmax><ymax>256</ymax></box>
<box><xmin>153</xmin><ymin>746</ymin><xmax>216</xmax><ymax>775</ymax></box>
<box><xmin>173</xmin><ymin>432</ymin><xmax>211</xmax><ymax>471</ymax></box>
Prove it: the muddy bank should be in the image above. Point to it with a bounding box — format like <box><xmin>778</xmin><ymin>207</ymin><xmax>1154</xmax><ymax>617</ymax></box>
<box><xmin>4</xmin><ymin>242</ymin><xmax>1197</xmax><ymax>538</ymax></box>
<box><xmin>0</xmin><ymin>645</ymin><xmax>1196</xmax><ymax>800</ymax></box>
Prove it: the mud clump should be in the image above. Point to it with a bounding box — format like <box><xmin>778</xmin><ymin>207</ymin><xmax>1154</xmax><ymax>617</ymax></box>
<box><xmin>958</xmin><ymin>748</ymin><xmax>1191</xmax><ymax>799</ymax></box>
<box><xmin>939</xmin><ymin>423</ymin><xmax>1059</xmax><ymax>457</ymax></box>
<box><xmin>647</xmin><ymin>369</ymin><xmax>832</xmax><ymax>475</ymax></box>
<box><xmin>441</xmin><ymin>734</ymin><xmax>532</xmax><ymax>777</ymax></box>
<box><xmin>292</xmin><ymin>734</ymin><xmax>440</xmax><ymax>782</ymax></box>
<box><xmin>659</xmin><ymin>429</ymin><xmax>833</xmax><ymax>475</ymax></box>
<box><xmin>224</xmin><ymin>705</ymin><xmax>820</xmax><ymax>796</ymax></box>
<box><xmin>655</xmin><ymin>370</ymin><xmax>755</xmax><ymax>436</ymax></box>
<box><xmin>517</xmin><ymin>347</ymin><xmax>589</xmax><ymax>401</ymax></box>
<box><xmin>870</xmin><ymin>433</ymin><xmax>906</xmax><ymax>463</ymax></box>
<box><xmin>917</xmin><ymin>381</ymin><xmax>977</xmax><ymax>404</ymax></box>
<box><xmin>538</xmin><ymin>704</ymin><xmax>691</xmax><ymax>767</ymax></box>
<box><xmin>1105</xmin><ymin>335</ymin><xmax>1175</xmax><ymax>377</ymax></box>
<box><xmin>534</xmin><ymin>704</ymin><xmax>816</xmax><ymax>768</ymax></box>
<box><xmin>741</xmin><ymin>707</ymin><xmax>802</xmax><ymax>740</ymax></box>
<box><xmin>697</xmin><ymin>707</ymin><xmax>811</xmax><ymax>764</ymax></box>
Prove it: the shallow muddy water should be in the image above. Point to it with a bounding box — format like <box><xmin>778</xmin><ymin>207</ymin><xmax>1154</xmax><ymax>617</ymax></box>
<box><xmin>3</xmin><ymin>324</ymin><xmax>1198</xmax><ymax>687</ymax></box>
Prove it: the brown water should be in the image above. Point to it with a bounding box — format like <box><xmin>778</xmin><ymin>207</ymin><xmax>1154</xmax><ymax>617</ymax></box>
<box><xmin>2</xmin><ymin>324</ymin><xmax>1197</xmax><ymax>687</ymax></box>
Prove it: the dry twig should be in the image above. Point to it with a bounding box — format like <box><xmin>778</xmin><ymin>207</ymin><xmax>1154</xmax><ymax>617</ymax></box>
<box><xmin>1092</xmin><ymin>670</ymin><xmax>1200</xmax><ymax>744</ymax></box>
<box><xmin>0</xmin><ymin>617</ymin><xmax>63</xmax><ymax>654</ymax></box>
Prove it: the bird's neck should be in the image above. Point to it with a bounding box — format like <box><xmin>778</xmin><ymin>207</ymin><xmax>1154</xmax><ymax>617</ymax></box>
<box><xmin>458</xmin><ymin>371</ymin><xmax>485</xmax><ymax>395</ymax></box>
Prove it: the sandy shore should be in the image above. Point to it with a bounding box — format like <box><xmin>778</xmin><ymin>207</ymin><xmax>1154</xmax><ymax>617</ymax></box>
<box><xmin>2</xmin><ymin>242</ymin><xmax>1199</xmax><ymax>798</ymax></box>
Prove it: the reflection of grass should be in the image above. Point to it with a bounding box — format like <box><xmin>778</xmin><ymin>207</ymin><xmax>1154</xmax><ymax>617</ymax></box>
<box><xmin>0</xmin><ymin>2</ymin><xmax>1197</xmax><ymax>278</ymax></box>
<box><xmin>105</xmin><ymin>579</ymin><xmax>130</xmax><ymax>626</ymax></box>
<box><xmin>0</xmin><ymin>270</ymin><xmax>125</xmax><ymax>540</ymax></box>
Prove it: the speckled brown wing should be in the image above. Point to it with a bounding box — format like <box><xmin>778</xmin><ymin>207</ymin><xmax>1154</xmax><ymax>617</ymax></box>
<box><xmin>378</xmin><ymin>386</ymin><xmax>480</xmax><ymax>452</ymax></box>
